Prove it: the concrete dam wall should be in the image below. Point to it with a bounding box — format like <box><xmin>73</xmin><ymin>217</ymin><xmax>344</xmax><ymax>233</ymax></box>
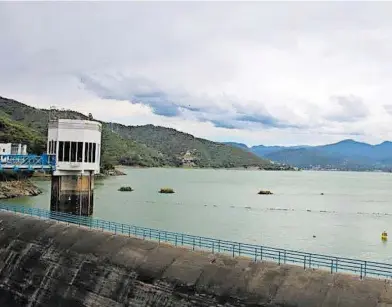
<box><xmin>1</xmin><ymin>211</ymin><xmax>392</xmax><ymax>307</ymax></box>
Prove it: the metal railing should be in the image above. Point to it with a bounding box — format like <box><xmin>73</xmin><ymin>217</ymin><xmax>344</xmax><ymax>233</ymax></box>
<box><xmin>0</xmin><ymin>203</ymin><xmax>391</xmax><ymax>280</ymax></box>
<box><xmin>0</xmin><ymin>154</ymin><xmax>56</xmax><ymax>170</ymax></box>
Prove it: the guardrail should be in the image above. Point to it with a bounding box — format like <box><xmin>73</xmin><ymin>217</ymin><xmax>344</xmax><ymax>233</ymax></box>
<box><xmin>0</xmin><ymin>154</ymin><xmax>56</xmax><ymax>170</ymax></box>
<box><xmin>0</xmin><ymin>204</ymin><xmax>391</xmax><ymax>279</ymax></box>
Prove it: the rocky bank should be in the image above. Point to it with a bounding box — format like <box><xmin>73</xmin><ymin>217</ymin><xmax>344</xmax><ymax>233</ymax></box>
<box><xmin>0</xmin><ymin>180</ymin><xmax>42</xmax><ymax>199</ymax></box>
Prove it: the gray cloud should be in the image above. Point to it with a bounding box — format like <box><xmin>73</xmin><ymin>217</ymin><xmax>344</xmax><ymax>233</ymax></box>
<box><xmin>384</xmin><ymin>105</ymin><xmax>392</xmax><ymax>116</ymax></box>
<box><xmin>80</xmin><ymin>73</ymin><xmax>303</xmax><ymax>130</ymax></box>
<box><xmin>1</xmin><ymin>2</ymin><xmax>392</xmax><ymax>144</ymax></box>
<box><xmin>325</xmin><ymin>95</ymin><xmax>369</xmax><ymax>122</ymax></box>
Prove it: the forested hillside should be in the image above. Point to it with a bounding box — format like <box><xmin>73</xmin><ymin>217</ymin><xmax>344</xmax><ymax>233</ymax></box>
<box><xmin>0</xmin><ymin>96</ymin><xmax>291</xmax><ymax>170</ymax></box>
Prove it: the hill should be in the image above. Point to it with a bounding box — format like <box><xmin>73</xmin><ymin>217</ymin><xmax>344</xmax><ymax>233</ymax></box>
<box><xmin>222</xmin><ymin>142</ymin><xmax>249</xmax><ymax>150</ymax></box>
<box><xmin>233</xmin><ymin>139</ymin><xmax>392</xmax><ymax>171</ymax></box>
<box><xmin>0</xmin><ymin>96</ymin><xmax>291</xmax><ymax>170</ymax></box>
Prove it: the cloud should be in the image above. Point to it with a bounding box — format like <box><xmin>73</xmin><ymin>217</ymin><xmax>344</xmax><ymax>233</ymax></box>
<box><xmin>324</xmin><ymin>95</ymin><xmax>369</xmax><ymax>122</ymax></box>
<box><xmin>79</xmin><ymin>73</ymin><xmax>299</xmax><ymax>129</ymax></box>
<box><xmin>384</xmin><ymin>105</ymin><xmax>392</xmax><ymax>116</ymax></box>
<box><xmin>1</xmin><ymin>2</ymin><xmax>392</xmax><ymax>145</ymax></box>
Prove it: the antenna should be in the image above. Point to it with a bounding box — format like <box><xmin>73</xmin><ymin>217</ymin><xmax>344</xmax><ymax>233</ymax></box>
<box><xmin>49</xmin><ymin>106</ymin><xmax>57</xmax><ymax>122</ymax></box>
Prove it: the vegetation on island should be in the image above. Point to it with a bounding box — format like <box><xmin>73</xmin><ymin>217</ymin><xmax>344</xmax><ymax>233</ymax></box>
<box><xmin>159</xmin><ymin>188</ymin><xmax>175</xmax><ymax>194</ymax></box>
<box><xmin>0</xmin><ymin>95</ymin><xmax>294</xmax><ymax>171</ymax></box>
<box><xmin>118</xmin><ymin>186</ymin><xmax>134</xmax><ymax>192</ymax></box>
<box><xmin>258</xmin><ymin>190</ymin><xmax>273</xmax><ymax>195</ymax></box>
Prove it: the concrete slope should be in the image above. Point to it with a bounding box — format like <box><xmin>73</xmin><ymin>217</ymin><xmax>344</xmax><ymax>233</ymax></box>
<box><xmin>0</xmin><ymin>211</ymin><xmax>392</xmax><ymax>307</ymax></box>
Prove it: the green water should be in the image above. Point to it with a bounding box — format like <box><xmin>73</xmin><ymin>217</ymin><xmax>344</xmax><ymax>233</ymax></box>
<box><xmin>4</xmin><ymin>168</ymin><xmax>392</xmax><ymax>263</ymax></box>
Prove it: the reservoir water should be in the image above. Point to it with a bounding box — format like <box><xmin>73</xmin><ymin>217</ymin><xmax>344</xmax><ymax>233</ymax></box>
<box><xmin>4</xmin><ymin>168</ymin><xmax>392</xmax><ymax>263</ymax></box>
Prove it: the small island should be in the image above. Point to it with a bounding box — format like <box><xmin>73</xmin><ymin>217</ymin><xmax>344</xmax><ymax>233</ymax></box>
<box><xmin>159</xmin><ymin>188</ymin><xmax>175</xmax><ymax>194</ymax></box>
<box><xmin>258</xmin><ymin>190</ymin><xmax>273</xmax><ymax>195</ymax></box>
<box><xmin>118</xmin><ymin>186</ymin><xmax>133</xmax><ymax>192</ymax></box>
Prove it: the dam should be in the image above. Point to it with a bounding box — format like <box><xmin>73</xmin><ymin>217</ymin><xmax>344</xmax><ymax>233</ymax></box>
<box><xmin>2</xmin><ymin>119</ymin><xmax>392</xmax><ymax>306</ymax></box>
<box><xmin>1</xmin><ymin>207</ymin><xmax>392</xmax><ymax>306</ymax></box>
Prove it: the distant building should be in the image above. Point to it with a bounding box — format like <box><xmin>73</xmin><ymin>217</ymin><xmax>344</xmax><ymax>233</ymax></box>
<box><xmin>0</xmin><ymin>143</ymin><xmax>28</xmax><ymax>155</ymax></box>
<box><xmin>0</xmin><ymin>143</ymin><xmax>28</xmax><ymax>163</ymax></box>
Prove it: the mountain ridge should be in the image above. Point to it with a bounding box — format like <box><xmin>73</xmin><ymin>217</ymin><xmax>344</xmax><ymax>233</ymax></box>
<box><xmin>224</xmin><ymin>139</ymin><xmax>392</xmax><ymax>171</ymax></box>
<box><xmin>0</xmin><ymin>96</ymin><xmax>292</xmax><ymax>170</ymax></box>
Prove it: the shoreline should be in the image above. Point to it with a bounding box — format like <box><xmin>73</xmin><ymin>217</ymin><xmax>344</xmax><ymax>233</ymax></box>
<box><xmin>0</xmin><ymin>180</ymin><xmax>42</xmax><ymax>200</ymax></box>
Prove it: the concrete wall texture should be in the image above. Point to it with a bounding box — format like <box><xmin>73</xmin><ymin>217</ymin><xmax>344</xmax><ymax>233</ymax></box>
<box><xmin>1</xmin><ymin>211</ymin><xmax>392</xmax><ymax>307</ymax></box>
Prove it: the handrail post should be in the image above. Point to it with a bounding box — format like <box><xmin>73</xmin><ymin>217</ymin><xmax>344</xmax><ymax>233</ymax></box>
<box><xmin>364</xmin><ymin>261</ymin><xmax>367</xmax><ymax>277</ymax></box>
<box><xmin>239</xmin><ymin>243</ymin><xmax>241</xmax><ymax>256</ymax></box>
<box><xmin>158</xmin><ymin>232</ymin><xmax>161</xmax><ymax>243</ymax></box>
<box><xmin>335</xmin><ymin>257</ymin><xmax>338</xmax><ymax>273</ymax></box>
<box><xmin>278</xmin><ymin>251</ymin><xmax>281</xmax><ymax>265</ymax></box>
<box><xmin>232</xmin><ymin>244</ymin><xmax>235</xmax><ymax>257</ymax></box>
<box><xmin>218</xmin><ymin>240</ymin><xmax>221</xmax><ymax>253</ymax></box>
<box><xmin>181</xmin><ymin>233</ymin><xmax>184</xmax><ymax>245</ymax></box>
<box><xmin>175</xmin><ymin>234</ymin><xmax>178</xmax><ymax>246</ymax></box>
<box><xmin>193</xmin><ymin>237</ymin><xmax>195</xmax><ymax>250</ymax></box>
<box><xmin>360</xmin><ymin>263</ymin><xmax>363</xmax><ymax>279</ymax></box>
<box><xmin>261</xmin><ymin>246</ymin><xmax>263</xmax><ymax>261</ymax></box>
<box><xmin>303</xmin><ymin>255</ymin><xmax>306</xmax><ymax>270</ymax></box>
<box><xmin>254</xmin><ymin>248</ymin><xmax>257</xmax><ymax>262</ymax></box>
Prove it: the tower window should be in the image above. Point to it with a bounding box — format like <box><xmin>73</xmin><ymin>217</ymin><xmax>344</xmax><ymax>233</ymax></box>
<box><xmin>77</xmin><ymin>142</ymin><xmax>83</xmax><ymax>162</ymax></box>
<box><xmin>64</xmin><ymin>141</ymin><xmax>70</xmax><ymax>162</ymax></box>
<box><xmin>92</xmin><ymin>143</ymin><xmax>96</xmax><ymax>163</ymax></box>
<box><xmin>84</xmin><ymin>142</ymin><xmax>89</xmax><ymax>162</ymax></box>
<box><xmin>71</xmin><ymin>142</ymin><xmax>77</xmax><ymax>162</ymax></box>
<box><xmin>58</xmin><ymin>141</ymin><xmax>64</xmax><ymax>161</ymax></box>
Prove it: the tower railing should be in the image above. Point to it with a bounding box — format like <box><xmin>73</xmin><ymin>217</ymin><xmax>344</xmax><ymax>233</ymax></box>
<box><xmin>0</xmin><ymin>204</ymin><xmax>391</xmax><ymax>280</ymax></box>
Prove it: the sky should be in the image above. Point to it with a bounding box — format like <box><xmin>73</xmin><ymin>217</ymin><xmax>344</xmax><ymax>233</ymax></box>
<box><xmin>1</xmin><ymin>1</ymin><xmax>392</xmax><ymax>146</ymax></box>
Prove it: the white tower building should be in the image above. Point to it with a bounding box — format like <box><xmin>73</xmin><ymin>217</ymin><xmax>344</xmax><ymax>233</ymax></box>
<box><xmin>47</xmin><ymin>119</ymin><xmax>102</xmax><ymax>216</ymax></box>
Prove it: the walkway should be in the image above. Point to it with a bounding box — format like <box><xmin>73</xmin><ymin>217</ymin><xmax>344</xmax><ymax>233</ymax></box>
<box><xmin>0</xmin><ymin>154</ymin><xmax>56</xmax><ymax>171</ymax></box>
<box><xmin>0</xmin><ymin>204</ymin><xmax>391</xmax><ymax>280</ymax></box>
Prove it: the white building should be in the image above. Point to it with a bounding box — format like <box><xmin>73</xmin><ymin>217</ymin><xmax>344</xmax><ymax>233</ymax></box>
<box><xmin>47</xmin><ymin>119</ymin><xmax>102</xmax><ymax>176</ymax></box>
<box><xmin>0</xmin><ymin>143</ymin><xmax>28</xmax><ymax>155</ymax></box>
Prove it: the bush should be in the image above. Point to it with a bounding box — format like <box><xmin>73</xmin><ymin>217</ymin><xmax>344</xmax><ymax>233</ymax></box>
<box><xmin>118</xmin><ymin>186</ymin><xmax>133</xmax><ymax>192</ymax></box>
<box><xmin>258</xmin><ymin>190</ymin><xmax>273</xmax><ymax>195</ymax></box>
<box><xmin>159</xmin><ymin>187</ymin><xmax>175</xmax><ymax>194</ymax></box>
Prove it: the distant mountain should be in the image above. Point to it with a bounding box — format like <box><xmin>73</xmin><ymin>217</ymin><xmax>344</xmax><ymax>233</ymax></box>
<box><xmin>238</xmin><ymin>139</ymin><xmax>392</xmax><ymax>171</ymax></box>
<box><xmin>251</xmin><ymin>145</ymin><xmax>309</xmax><ymax>157</ymax></box>
<box><xmin>0</xmin><ymin>96</ymin><xmax>294</xmax><ymax>170</ymax></box>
